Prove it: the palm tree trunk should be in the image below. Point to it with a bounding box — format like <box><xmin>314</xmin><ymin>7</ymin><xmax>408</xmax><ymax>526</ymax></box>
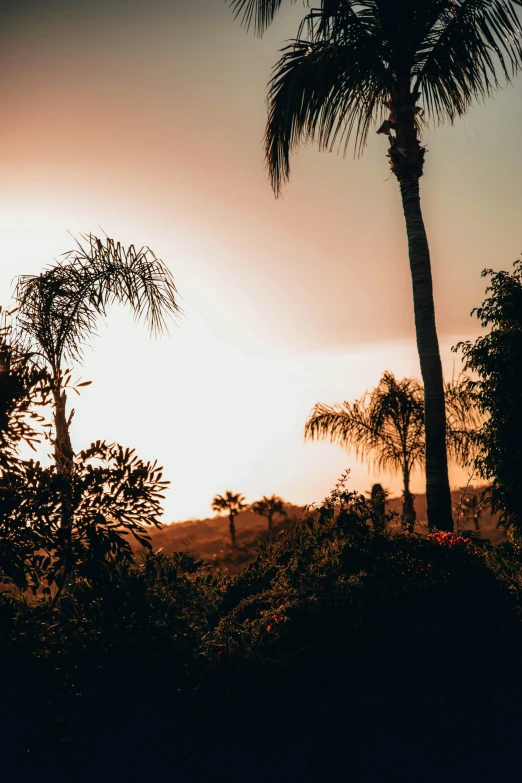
<box><xmin>399</xmin><ymin>176</ymin><xmax>453</xmax><ymax>532</ymax></box>
<box><xmin>51</xmin><ymin>383</ymin><xmax>75</xmax><ymax>605</ymax></box>
<box><xmin>229</xmin><ymin>512</ymin><xmax>237</xmax><ymax>546</ymax></box>
<box><xmin>52</xmin><ymin>386</ymin><xmax>74</xmax><ymax>474</ymax></box>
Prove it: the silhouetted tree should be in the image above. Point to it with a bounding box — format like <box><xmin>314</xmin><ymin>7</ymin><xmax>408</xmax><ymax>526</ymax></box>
<box><xmin>12</xmin><ymin>234</ymin><xmax>180</xmax><ymax>591</ymax></box>
<box><xmin>212</xmin><ymin>491</ymin><xmax>247</xmax><ymax>546</ymax></box>
<box><xmin>15</xmin><ymin>234</ymin><xmax>180</xmax><ymax>478</ymax></box>
<box><xmin>0</xmin><ymin>308</ymin><xmax>48</xmax><ymax>472</ymax></box>
<box><xmin>251</xmin><ymin>494</ymin><xmax>287</xmax><ymax>539</ymax></box>
<box><xmin>305</xmin><ymin>372</ymin><xmax>480</xmax><ymax>530</ymax></box>
<box><xmin>0</xmin><ymin>309</ymin><xmax>51</xmax><ymax>590</ymax></box>
<box><xmin>227</xmin><ymin>0</ymin><xmax>521</xmax><ymax>531</ymax></box>
<box><xmin>458</xmin><ymin>259</ymin><xmax>522</xmax><ymax>535</ymax></box>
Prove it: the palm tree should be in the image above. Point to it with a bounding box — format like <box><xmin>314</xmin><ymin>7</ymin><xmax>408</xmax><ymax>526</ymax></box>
<box><xmin>212</xmin><ymin>490</ymin><xmax>247</xmax><ymax>546</ymax></box>
<box><xmin>304</xmin><ymin>371</ymin><xmax>480</xmax><ymax>530</ymax></box>
<box><xmin>227</xmin><ymin>0</ymin><xmax>521</xmax><ymax>530</ymax></box>
<box><xmin>251</xmin><ymin>494</ymin><xmax>287</xmax><ymax>538</ymax></box>
<box><xmin>14</xmin><ymin>233</ymin><xmax>180</xmax><ymax>549</ymax></box>
<box><xmin>15</xmin><ymin>233</ymin><xmax>180</xmax><ymax>478</ymax></box>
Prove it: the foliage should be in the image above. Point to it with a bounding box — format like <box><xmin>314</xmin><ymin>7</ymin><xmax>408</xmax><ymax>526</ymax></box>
<box><xmin>0</xmin><ymin>441</ymin><xmax>168</xmax><ymax>594</ymax></box>
<box><xmin>208</xmin><ymin>476</ymin><xmax>502</xmax><ymax>667</ymax></box>
<box><xmin>305</xmin><ymin>371</ymin><xmax>480</xmax><ymax>529</ymax></box>
<box><xmin>251</xmin><ymin>494</ymin><xmax>287</xmax><ymax>533</ymax></box>
<box><xmin>15</xmin><ymin>233</ymin><xmax>181</xmax><ymax>373</ymax></box>
<box><xmin>457</xmin><ymin>259</ymin><xmax>522</xmax><ymax>533</ymax></box>
<box><xmin>0</xmin><ymin>308</ymin><xmax>49</xmax><ymax>471</ymax></box>
<box><xmin>4</xmin><ymin>475</ymin><xmax>522</xmax><ymax>774</ymax></box>
<box><xmin>212</xmin><ymin>491</ymin><xmax>247</xmax><ymax>516</ymax></box>
<box><xmin>227</xmin><ymin>0</ymin><xmax>522</xmax><ymax>192</ymax></box>
<box><xmin>305</xmin><ymin>371</ymin><xmax>479</xmax><ymax>475</ymax></box>
<box><xmin>0</xmin><ymin>549</ymin><xmax>222</xmax><ymax>762</ymax></box>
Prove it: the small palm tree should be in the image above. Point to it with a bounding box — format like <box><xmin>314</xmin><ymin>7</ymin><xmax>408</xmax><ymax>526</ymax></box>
<box><xmin>305</xmin><ymin>372</ymin><xmax>480</xmax><ymax>530</ymax></box>
<box><xmin>227</xmin><ymin>0</ymin><xmax>522</xmax><ymax>531</ymax></box>
<box><xmin>15</xmin><ymin>233</ymin><xmax>180</xmax><ymax>478</ymax></box>
<box><xmin>14</xmin><ymin>234</ymin><xmax>180</xmax><ymax>546</ymax></box>
<box><xmin>211</xmin><ymin>490</ymin><xmax>247</xmax><ymax>546</ymax></box>
<box><xmin>251</xmin><ymin>494</ymin><xmax>287</xmax><ymax>538</ymax></box>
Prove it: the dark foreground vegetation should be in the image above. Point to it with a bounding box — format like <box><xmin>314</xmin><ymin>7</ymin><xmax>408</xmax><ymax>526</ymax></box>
<box><xmin>3</xmin><ymin>484</ymin><xmax>522</xmax><ymax>782</ymax></box>
<box><xmin>3</xmin><ymin>244</ymin><xmax>522</xmax><ymax>780</ymax></box>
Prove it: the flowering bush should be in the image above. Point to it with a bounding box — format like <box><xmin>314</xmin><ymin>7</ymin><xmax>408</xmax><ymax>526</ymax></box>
<box><xmin>427</xmin><ymin>531</ymin><xmax>472</xmax><ymax>547</ymax></box>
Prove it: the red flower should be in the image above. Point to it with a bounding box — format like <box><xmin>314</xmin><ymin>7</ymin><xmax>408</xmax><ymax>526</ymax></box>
<box><xmin>217</xmin><ymin>645</ymin><xmax>238</xmax><ymax>657</ymax></box>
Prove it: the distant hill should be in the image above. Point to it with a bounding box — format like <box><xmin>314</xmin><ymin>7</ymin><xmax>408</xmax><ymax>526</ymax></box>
<box><xmin>132</xmin><ymin>486</ymin><xmax>504</xmax><ymax>570</ymax></box>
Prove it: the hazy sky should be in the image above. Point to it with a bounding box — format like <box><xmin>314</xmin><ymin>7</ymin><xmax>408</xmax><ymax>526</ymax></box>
<box><xmin>2</xmin><ymin>0</ymin><xmax>522</xmax><ymax>520</ymax></box>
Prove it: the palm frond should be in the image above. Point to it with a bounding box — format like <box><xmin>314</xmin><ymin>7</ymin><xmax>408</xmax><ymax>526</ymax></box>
<box><xmin>304</xmin><ymin>371</ymin><xmax>481</xmax><ymax>477</ymax></box>
<box><xmin>260</xmin><ymin>0</ymin><xmax>522</xmax><ymax>193</ymax></box>
<box><xmin>414</xmin><ymin>0</ymin><xmax>522</xmax><ymax>122</ymax></box>
<box><xmin>266</xmin><ymin>15</ymin><xmax>388</xmax><ymax>193</ymax></box>
<box><xmin>251</xmin><ymin>494</ymin><xmax>286</xmax><ymax>516</ymax></box>
<box><xmin>444</xmin><ymin>375</ymin><xmax>484</xmax><ymax>463</ymax></box>
<box><xmin>15</xmin><ymin>234</ymin><xmax>181</xmax><ymax>371</ymax></box>
<box><xmin>211</xmin><ymin>490</ymin><xmax>247</xmax><ymax>514</ymax></box>
<box><xmin>227</xmin><ymin>0</ymin><xmax>293</xmax><ymax>35</ymax></box>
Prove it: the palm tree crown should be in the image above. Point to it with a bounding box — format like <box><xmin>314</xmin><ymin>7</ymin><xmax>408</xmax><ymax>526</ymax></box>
<box><xmin>231</xmin><ymin>0</ymin><xmax>522</xmax><ymax>192</ymax></box>
<box><xmin>251</xmin><ymin>494</ymin><xmax>287</xmax><ymax>533</ymax></box>
<box><xmin>212</xmin><ymin>490</ymin><xmax>247</xmax><ymax>546</ymax></box>
<box><xmin>14</xmin><ymin>234</ymin><xmax>181</xmax><ymax>474</ymax></box>
<box><xmin>305</xmin><ymin>371</ymin><xmax>480</xmax><ymax>519</ymax></box>
<box><xmin>15</xmin><ymin>233</ymin><xmax>181</xmax><ymax>376</ymax></box>
<box><xmin>212</xmin><ymin>491</ymin><xmax>247</xmax><ymax>516</ymax></box>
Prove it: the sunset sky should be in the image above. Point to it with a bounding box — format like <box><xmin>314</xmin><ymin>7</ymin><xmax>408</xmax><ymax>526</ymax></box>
<box><xmin>2</xmin><ymin>0</ymin><xmax>522</xmax><ymax>521</ymax></box>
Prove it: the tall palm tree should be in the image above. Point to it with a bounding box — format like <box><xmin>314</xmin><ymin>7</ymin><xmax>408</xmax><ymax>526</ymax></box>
<box><xmin>15</xmin><ymin>233</ymin><xmax>180</xmax><ymax>480</ymax></box>
<box><xmin>212</xmin><ymin>490</ymin><xmax>247</xmax><ymax>546</ymax></box>
<box><xmin>304</xmin><ymin>371</ymin><xmax>480</xmax><ymax>530</ymax></box>
<box><xmin>251</xmin><ymin>494</ymin><xmax>287</xmax><ymax>538</ymax></box>
<box><xmin>227</xmin><ymin>0</ymin><xmax>522</xmax><ymax>530</ymax></box>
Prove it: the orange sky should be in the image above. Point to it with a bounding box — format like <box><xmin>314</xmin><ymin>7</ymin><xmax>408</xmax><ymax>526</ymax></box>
<box><xmin>1</xmin><ymin>0</ymin><xmax>522</xmax><ymax>520</ymax></box>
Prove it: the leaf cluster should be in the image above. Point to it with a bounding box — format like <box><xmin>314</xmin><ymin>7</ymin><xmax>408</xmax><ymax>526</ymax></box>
<box><xmin>457</xmin><ymin>259</ymin><xmax>522</xmax><ymax>532</ymax></box>
<box><xmin>251</xmin><ymin>494</ymin><xmax>287</xmax><ymax>519</ymax></box>
<box><xmin>0</xmin><ymin>309</ymin><xmax>50</xmax><ymax>471</ymax></box>
<box><xmin>15</xmin><ymin>233</ymin><xmax>181</xmax><ymax>376</ymax></box>
<box><xmin>212</xmin><ymin>491</ymin><xmax>247</xmax><ymax>517</ymax></box>
<box><xmin>0</xmin><ymin>441</ymin><xmax>168</xmax><ymax>593</ymax></box>
<box><xmin>210</xmin><ymin>475</ymin><xmax>497</xmax><ymax>666</ymax></box>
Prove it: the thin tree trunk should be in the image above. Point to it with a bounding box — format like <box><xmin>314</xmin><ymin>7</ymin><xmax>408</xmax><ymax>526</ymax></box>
<box><xmin>229</xmin><ymin>513</ymin><xmax>237</xmax><ymax>546</ymax></box>
<box><xmin>52</xmin><ymin>386</ymin><xmax>74</xmax><ymax>474</ymax></box>
<box><xmin>51</xmin><ymin>382</ymin><xmax>75</xmax><ymax>605</ymax></box>
<box><xmin>399</xmin><ymin>177</ymin><xmax>453</xmax><ymax>532</ymax></box>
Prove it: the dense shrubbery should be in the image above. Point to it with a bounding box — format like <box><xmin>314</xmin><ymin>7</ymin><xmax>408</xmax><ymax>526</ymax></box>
<box><xmin>3</xmin><ymin>479</ymin><xmax>522</xmax><ymax>772</ymax></box>
<box><xmin>209</xmin><ymin>483</ymin><xmax>512</xmax><ymax>669</ymax></box>
<box><xmin>458</xmin><ymin>259</ymin><xmax>522</xmax><ymax>535</ymax></box>
<box><xmin>4</xmin><ymin>247</ymin><xmax>522</xmax><ymax>777</ymax></box>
